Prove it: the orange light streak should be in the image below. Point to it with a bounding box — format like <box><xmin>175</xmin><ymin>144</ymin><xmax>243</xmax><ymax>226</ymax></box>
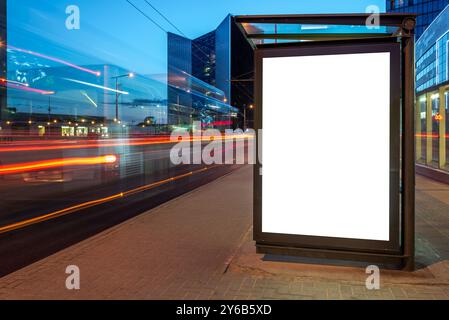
<box><xmin>0</xmin><ymin>166</ymin><xmax>214</xmax><ymax>235</ymax></box>
<box><xmin>0</xmin><ymin>155</ymin><xmax>117</xmax><ymax>175</ymax></box>
<box><xmin>415</xmin><ymin>133</ymin><xmax>442</xmax><ymax>138</ymax></box>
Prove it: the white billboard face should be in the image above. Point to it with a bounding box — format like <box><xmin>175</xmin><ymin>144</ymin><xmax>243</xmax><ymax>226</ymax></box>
<box><xmin>262</xmin><ymin>52</ymin><xmax>391</xmax><ymax>241</ymax></box>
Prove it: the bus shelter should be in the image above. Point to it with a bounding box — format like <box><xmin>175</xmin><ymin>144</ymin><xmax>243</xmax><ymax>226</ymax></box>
<box><xmin>235</xmin><ymin>13</ymin><xmax>417</xmax><ymax>270</ymax></box>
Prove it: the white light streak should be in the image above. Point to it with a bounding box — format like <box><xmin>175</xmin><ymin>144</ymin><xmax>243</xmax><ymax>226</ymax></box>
<box><xmin>63</xmin><ymin>78</ymin><xmax>129</xmax><ymax>95</ymax></box>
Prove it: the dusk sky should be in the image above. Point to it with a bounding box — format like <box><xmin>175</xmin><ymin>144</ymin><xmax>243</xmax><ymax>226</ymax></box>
<box><xmin>8</xmin><ymin>0</ymin><xmax>385</xmax><ymax>75</ymax></box>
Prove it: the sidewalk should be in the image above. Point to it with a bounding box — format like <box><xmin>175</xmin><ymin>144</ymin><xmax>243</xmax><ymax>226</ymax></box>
<box><xmin>0</xmin><ymin>165</ymin><xmax>449</xmax><ymax>300</ymax></box>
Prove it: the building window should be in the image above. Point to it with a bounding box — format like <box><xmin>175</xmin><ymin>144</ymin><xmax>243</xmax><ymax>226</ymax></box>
<box><xmin>61</xmin><ymin>126</ymin><xmax>75</xmax><ymax>137</ymax></box>
<box><xmin>446</xmin><ymin>91</ymin><xmax>449</xmax><ymax>169</ymax></box>
<box><xmin>418</xmin><ymin>95</ymin><xmax>427</xmax><ymax>163</ymax></box>
<box><xmin>389</xmin><ymin>0</ymin><xmax>395</xmax><ymax>10</ymax></box>
<box><xmin>394</xmin><ymin>0</ymin><xmax>406</xmax><ymax>8</ymax></box>
<box><xmin>432</xmin><ymin>94</ymin><xmax>440</xmax><ymax>166</ymax></box>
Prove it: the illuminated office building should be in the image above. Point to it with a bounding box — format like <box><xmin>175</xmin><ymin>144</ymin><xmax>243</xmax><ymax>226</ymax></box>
<box><xmin>167</xmin><ymin>15</ymin><xmax>254</xmax><ymax>128</ymax></box>
<box><xmin>414</xmin><ymin>4</ymin><xmax>449</xmax><ymax>180</ymax></box>
<box><xmin>0</xmin><ymin>0</ymin><xmax>6</xmax><ymax>120</ymax></box>
<box><xmin>386</xmin><ymin>0</ymin><xmax>449</xmax><ymax>39</ymax></box>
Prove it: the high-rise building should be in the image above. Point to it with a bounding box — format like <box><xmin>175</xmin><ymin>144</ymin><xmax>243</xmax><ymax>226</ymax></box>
<box><xmin>0</xmin><ymin>0</ymin><xmax>6</xmax><ymax>121</ymax></box>
<box><xmin>167</xmin><ymin>15</ymin><xmax>254</xmax><ymax>128</ymax></box>
<box><xmin>192</xmin><ymin>31</ymin><xmax>216</xmax><ymax>88</ymax></box>
<box><xmin>414</xmin><ymin>4</ymin><xmax>449</xmax><ymax>180</ymax></box>
<box><xmin>386</xmin><ymin>0</ymin><xmax>449</xmax><ymax>39</ymax></box>
<box><xmin>416</xmin><ymin>5</ymin><xmax>449</xmax><ymax>93</ymax></box>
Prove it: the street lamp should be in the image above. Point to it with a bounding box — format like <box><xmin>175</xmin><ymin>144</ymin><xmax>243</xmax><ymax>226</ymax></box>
<box><xmin>244</xmin><ymin>104</ymin><xmax>254</xmax><ymax>131</ymax></box>
<box><xmin>111</xmin><ymin>72</ymin><xmax>134</xmax><ymax>121</ymax></box>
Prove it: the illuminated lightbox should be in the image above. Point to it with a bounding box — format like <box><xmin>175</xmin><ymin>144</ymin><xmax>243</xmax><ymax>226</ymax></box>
<box><xmin>260</xmin><ymin>50</ymin><xmax>398</xmax><ymax>243</ymax></box>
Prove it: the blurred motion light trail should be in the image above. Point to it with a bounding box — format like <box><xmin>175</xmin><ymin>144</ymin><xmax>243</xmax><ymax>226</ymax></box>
<box><xmin>63</xmin><ymin>78</ymin><xmax>129</xmax><ymax>95</ymax></box>
<box><xmin>7</xmin><ymin>45</ymin><xmax>102</xmax><ymax>76</ymax></box>
<box><xmin>81</xmin><ymin>91</ymin><xmax>98</xmax><ymax>107</ymax></box>
<box><xmin>0</xmin><ymin>155</ymin><xmax>117</xmax><ymax>175</ymax></box>
<box><xmin>0</xmin><ymin>78</ymin><xmax>29</xmax><ymax>87</ymax></box>
<box><xmin>0</xmin><ymin>135</ymin><xmax>254</xmax><ymax>153</ymax></box>
<box><xmin>0</xmin><ymin>166</ymin><xmax>213</xmax><ymax>235</ymax></box>
<box><xmin>1</xmin><ymin>82</ymin><xmax>55</xmax><ymax>95</ymax></box>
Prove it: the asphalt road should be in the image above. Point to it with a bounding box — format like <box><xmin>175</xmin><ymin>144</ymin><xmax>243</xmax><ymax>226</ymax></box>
<box><xmin>0</xmin><ymin>162</ymin><xmax>241</xmax><ymax>277</ymax></box>
<box><xmin>0</xmin><ymin>137</ymin><xmax>245</xmax><ymax>277</ymax></box>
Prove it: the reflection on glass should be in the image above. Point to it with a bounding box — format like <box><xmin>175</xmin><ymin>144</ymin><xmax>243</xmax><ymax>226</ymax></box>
<box><xmin>431</xmin><ymin>94</ymin><xmax>440</xmax><ymax>166</ymax></box>
<box><xmin>419</xmin><ymin>96</ymin><xmax>427</xmax><ymax>163</ymax></box>
<box><xmin>0</xmin><ymin>0</ymin><xmax>246</xmax><ymax>238</ymax></box>
<box><xmin>446</xmin><ymin>91</ymin><xmax>449</xmax><ymax>169</ymax></box>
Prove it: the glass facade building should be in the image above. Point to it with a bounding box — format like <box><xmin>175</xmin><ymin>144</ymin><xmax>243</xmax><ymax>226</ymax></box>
<box><xmin>386</xmin><ymin>0</ymin><xmax>449</xmax><ymax>39</ymax></box>
<box><xmin>416</xmin><ymin>5</ymin><xmax>449</xmax><ymax>92</ymax></box>
<box><xmin>387</xmin><ymin>1</ymin><xmax>449</xmax><ymax>177</ymax></box>
<box><xmin>415</xmin><ymin>4</ymin><xmax>449</xmax><ymax>174</ymax></box>
<box><xmin>0</xmin><ymin>1</ymin><xmax>5</xmax><ymax>121</ymax></box>
<box><xmin>192</xmin><ymin>31</ymin><xmax>216</xmax><ymax>88</ymax></box>
<box><xmin>5</xmin><ymin>61</ymin><xmax>168</xmax><ymax>131</ymax></box>
<box><xmin>416</xmin><ymin>7</ymin><xmax>449</xmax><ymax>92</ymax></box>
<box><xmin>167</xmin><ymin>31</ymin><xmax>235</xmax><ymax>128</ymax></box>
<box><xmin>167</xmin><ymin>15</ymin><xmax>254</xmax><ymax>129</ymax></box>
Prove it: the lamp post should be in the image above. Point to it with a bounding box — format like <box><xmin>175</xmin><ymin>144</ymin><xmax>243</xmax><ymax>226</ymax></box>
<box><xmin>45</xmin><ymin>91</ymin><xmax>56</xmax><ymax>136</ymax></box>
<box><xmin>111</xmin><ymin>72</ymin><xmax>134</xmax><ymax>121</ymax></box>
<box><xmin>243</xmin><ymin>104</ymin><xmax>254</xmax><ymax>131</ymax></box>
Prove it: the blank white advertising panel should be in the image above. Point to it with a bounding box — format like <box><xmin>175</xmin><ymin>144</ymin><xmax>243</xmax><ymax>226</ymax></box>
<box><xmin>262</xmin><ymin>52</ymin><xmax>391</xmax><ymax>241</ymax></box>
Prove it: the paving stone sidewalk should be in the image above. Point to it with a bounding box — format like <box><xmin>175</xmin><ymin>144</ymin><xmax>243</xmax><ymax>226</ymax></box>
<box><xmin>0</xmin><ymin>166</ymin><xmax>448</xmax><ymax>300</ymax></box>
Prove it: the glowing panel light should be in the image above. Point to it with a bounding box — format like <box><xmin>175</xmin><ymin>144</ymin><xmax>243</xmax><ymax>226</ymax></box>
<box><xmin>64</xmin><ymin>78</ymin><xmax>129</xmax><ymax>95</ymax></box>
<box><xmin>301</xmin><ymin>25</ymin><xmax>329</xmax><ymax>30</ymax></box>
<box><xmin>0</xmin><ymin>155</ymin><xmax>118</xmax><ymax>175</ymax></box>
<box><xmin>7</xmin><ymin>45</ymin><xmax>101</xmax><ymax>76</ymax></box>
<box><xmin>262</xmin><ymin>52</ymin><xmax>391</xmax><ymax>241</ymax></box>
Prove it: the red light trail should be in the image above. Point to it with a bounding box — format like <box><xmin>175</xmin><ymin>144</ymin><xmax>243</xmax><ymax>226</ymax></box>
<box><xmin>0</xmin><ymin>155</ymin><xmax>117</xmax><ymax>175</ymax></box>
<box><xmin>2</xmin><ymin>81</ymin><xmax>55</xmax><ymax>95</ymax></box>
<box><xmin>0</xmin><ymin>135</ymin><xmax>253</xmax><ymax>153</ymax></box>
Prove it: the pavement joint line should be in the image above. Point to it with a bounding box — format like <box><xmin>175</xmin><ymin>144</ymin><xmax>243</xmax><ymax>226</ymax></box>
<box><xmin>223</xmin><ymin>225</ymin><xmax>253</xmax><ymax>274</ymax></box>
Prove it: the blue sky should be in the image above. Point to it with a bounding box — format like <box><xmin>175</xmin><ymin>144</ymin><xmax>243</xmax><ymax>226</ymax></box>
<box><xmin>8</xmin><ymin>0</ymin><xmax>385</xmax><ymax>75</ymax></box>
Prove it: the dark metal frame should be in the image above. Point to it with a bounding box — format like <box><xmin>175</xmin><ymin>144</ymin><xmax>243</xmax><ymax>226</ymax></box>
<box><xmin>254</xmin><ymin>40</ymin><xmax>401</xmax><ymax>251</ymax></box>
<box><xmin>246</xmin><ymin>13</ymin><xmax>416</xmax><ymax>270</ymax></box>
<box><xmin>235</xmin><ymin>13</ymin><xmax>416</xmax><ymax>28</ymax></box>
<box><xmin>0</xmin><ymin>0</ymin><xmax>6</xmax><ymax>121</ymax></box>
<box><xmin>235</xmin><ymin>13</ymin><xmax>417</xmax><ymax>48</ymax></box>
